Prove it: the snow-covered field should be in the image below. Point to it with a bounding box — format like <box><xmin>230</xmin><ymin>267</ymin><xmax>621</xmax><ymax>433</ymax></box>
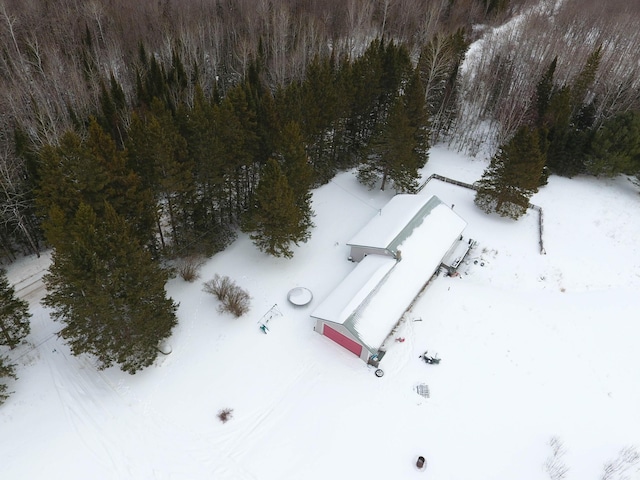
<box><xmin>2</xmin><ymin>145</ymin><xmax>639</xmax><ymax>480</ymax></box>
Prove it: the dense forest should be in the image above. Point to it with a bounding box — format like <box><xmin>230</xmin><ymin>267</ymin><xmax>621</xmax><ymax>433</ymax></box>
<box><xmin>1</xmin><ymin>0</ymin><xmax>640</xmax><ymax>381</ymax></box>
<box><xmin>1</xmin><ymin>0</ymin><xmax>639</xmax><ymax>260</ymax></box>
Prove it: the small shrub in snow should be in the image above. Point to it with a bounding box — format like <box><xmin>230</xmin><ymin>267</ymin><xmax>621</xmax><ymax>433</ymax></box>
<box><xmin>203</xmin><ymin>274</ymin><xmax>233</xmax><ymax>301</ymax></box>
<box><xmin>544</xmin><ymin>437</ymin><xmax>568</xmax><ymax>480</ymax></box>
<box><xmin>222</xmin><ymin>287</ymin><xmax>251</xmax><ymax>317</ymax></box>
<box><xmin>177</xmin><ymin>256</ymin><xmax>205</xmax><ymax>282</ymax></box>
<box><xmin>601</xmin><ymin>446</ymin><xmax>640</xmax><ymax>480</ymax></box>
<box><xmin>218</xmin><ymin>408</ymin><xmax>233</xmax><ymax>423</ymax></box>
<box><xmin>203</xmin><ymin>275</ymin><xmax>251</xmax><ymax>317</ymax></box>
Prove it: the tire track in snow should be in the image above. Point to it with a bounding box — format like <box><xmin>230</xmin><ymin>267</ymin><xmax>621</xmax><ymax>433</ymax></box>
<box><xmin>51</xmin><ymin>353</ymin><xmax>229</xmax><ymax>479</ymax></box>
<box><xmin>209</xmin><ymin>360</ymin><xmax>322</xmax><ymax>479</ymax></box>
<box><xmin>45</xmin><ymin>349</ymin><xmax>134</xmax><ymax>477</ymax></box>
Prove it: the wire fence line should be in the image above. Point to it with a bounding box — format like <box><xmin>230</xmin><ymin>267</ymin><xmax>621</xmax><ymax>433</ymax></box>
<box><xmin>417</xmin><ymin>173</ymin><xmax>546</xmax><ymax>255</ymax></box>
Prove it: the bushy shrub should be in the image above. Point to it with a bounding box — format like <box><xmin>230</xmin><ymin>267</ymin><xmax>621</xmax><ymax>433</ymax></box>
<box><xmin>203</xmin><ymin>274</ymin><xmax>233</xmax><ymax>300</ymax></box>
<box><xmin>203</xmin><ymin>275</ymin><xmax>251</xmax><ymax>317</ymax></box>
<box><xmin>177</xmin><ymin>256</ymin><xmax>205</xmax><ymax>282</ymax></box>
<box><xmin>217</xmin><ymin>408</ymin><xmax>233</xmax><ymax>423</ymax></box>
<box><xmin>223</xmin><ymin>288</ymin><xmax>251</xmax><ymax>317</ymax></box>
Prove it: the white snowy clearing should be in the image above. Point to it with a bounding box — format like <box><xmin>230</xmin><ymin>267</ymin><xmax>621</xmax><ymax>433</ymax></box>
<box><xmin>2</xmin><ymin>145</ymin><xmax>639</xmax><ymax>480</ymax></box>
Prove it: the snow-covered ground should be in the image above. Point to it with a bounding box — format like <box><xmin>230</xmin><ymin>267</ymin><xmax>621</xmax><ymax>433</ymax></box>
<box><xmin>2</xmin><ymin>145</ymin><xmax>639</xmax><ymax>480</ymax></box>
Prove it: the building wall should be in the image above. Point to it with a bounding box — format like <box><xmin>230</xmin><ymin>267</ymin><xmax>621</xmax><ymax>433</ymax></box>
<box><xmin>348</xmin><ymin>246</ymin><xmax>394</xmax><ymax>262</ymax></box>
<box><xmin>313</xmin><ymin>318</ymin><xmax>372</xmax><ymax>362</ymax></box>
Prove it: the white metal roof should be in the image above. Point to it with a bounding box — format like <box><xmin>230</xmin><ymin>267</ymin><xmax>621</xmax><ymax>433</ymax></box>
<box><xmin>310</xmin><ymin>254</ymin><xmax>397</xmax><ymax>325</ymax></box>
<box><xmin>314</xmin><ymin>195</ymin><xmax>467</xmax><ymax>352</ymax></box>
<box><xmin>351</xmin><ymin>203</ymin><xmax>467</xmax><ymax>350</ymax></box>
<box><xmin>347</xmin><ymin>194</ymin><xmax>433</xmax><ymax>250</ymax></box>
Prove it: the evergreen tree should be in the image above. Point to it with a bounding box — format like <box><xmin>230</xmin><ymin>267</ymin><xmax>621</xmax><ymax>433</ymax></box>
<box><xmin>0</xmin><ymin>268</ymin><xmax>31</xmax><ymax>349</ymax></box>
<box><xmin>85</xmin><ymin>118</ymin><xmax>154</xmax><ymax>246</ymax></box>
<box><xmin>570</xmin><ymin>46</ymin><xmax>602</xmax><ymax>115</ymax></box>
<box><xmin>43</xmin><ymin>202</ymin><xmax>178</xmax><ymax>374</ymax></box>
<box><xmin>179</xmin><ymin>88</ymin><xmax>224</xmax><ymax>224</ymax></box>
<box><xmin>277</xmin><ymin>122</ymin><xmax>315</xmax><ymax>235</ymax></box>
<box><xmin>299</xmin><ymin>55</ymin><xmax>345</xmax><ymax>182</ymax></box>
<box><xmin>345</xmin><ymin>39</ymin><xmax>411</xmax><ymax>157</ymax></box>
<box><xmin>543</xmin><ymin>86</ymin><xmax>577</xmax><ymax>176</ymax></box>
<box><xmin>0</xmin><ymin>354</ymin><xmax>16</xmax><ymax>404</ymax></box>
<box><xmin>242</xmin><ymin>158</ymin><xmax>310</xmax><ymax>258</ymax></box>
<box><xmin>543</xmin><ymin>48</ymin><xmax>602</xmax><ymax>177</ymax></box>
<box><xmin>127</xmin><ymin>102</ymin><xmax>194</xmax><ymax>254</ymax></box>
<box><xmin>585</xmin><ymin>111</ymin><xmax>640</xmax><ymax>177</ymax></box>
<box><xmin>98</xmin><ymin>74</ymin><xmax>128</xmax><ymax>148</ymax></box>
<box><xmin>0</xmin><ymin>268</ymin><xmax>29</xmax><ymax>404</ymax></box>
<box><xmin>37</xmin><ymin>119</ymin><xmax>154</xmax><ymax>248</ymax></box>
<box><xmin>404</xmin><ymin>69</ymin><xmax>431</xmax><ymax>164</ymax></box>
<box><xmin>475</xmin><ymin>126</ymin><xmax>546</xmax><ymax>219</ymax></box>
<box><xmin>358</xmin><ymin>95</ymin><xmax>422</xmax><ymax>192</ymax></box>
<box><xmin>221</xmin><ymin>85</ymin><xmax>261</xmax><ymax>218</ymax></box>
<box><xmin>533</xmin><ymin>57</ymin><xmax>558</xmax><ymax>127</ymax></box>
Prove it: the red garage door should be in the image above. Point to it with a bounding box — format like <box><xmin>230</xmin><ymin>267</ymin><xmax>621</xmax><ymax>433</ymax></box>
<box><xmin>323</xmin><ymin>324</ymin><xmax>363</xmax><ymax>357</ymax></box>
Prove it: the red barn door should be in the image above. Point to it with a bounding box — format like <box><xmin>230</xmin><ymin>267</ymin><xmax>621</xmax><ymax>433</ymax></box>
<box><xmin>323</xmin><ymin>324</ymin><xmax>363</xmax><ymax>357</ymax></box>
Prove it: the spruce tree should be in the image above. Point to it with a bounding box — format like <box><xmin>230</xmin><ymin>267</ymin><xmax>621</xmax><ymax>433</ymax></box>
<box><xmin>85</xmin><ymin>118</ymin><xmax>154</xmax><ymax>246</ymax></box>
<box><xmin>475</xmin><ymin>126</ymin><xmax>546</xmax><ymax>219</ymax></box>
<box><xmin>404</xmin><ymin>69</ymin><xmax>431</xmax><ymax>165</ymax></box>
<box><xmin>0</xmin><ymin>268</ymin><xmax>31</xmax><ymax>349</ymax></box>
<box><xmin>43</xmin><ymin>203</ymin><xmax>178</xmax><ymax>374</ymax></box>
<box><xmin>127</xmin><ymin>103</ymin><xmax>194</xmax><ymax>254</ymax></box>
<box><xmin>213</xmin><ymin>87</ymin><xmax>261</xmax><ymax>220</ymax></box>
<box><xmin>0</xmin><ymin>355</ymin><xmax>16</xmax><ymax>404</ymax></box>
<box><xmin>242</xmin><ymin>158</ymin><xmax>310</xmax><ymax>258</ymax></box>
<box><xmin>277</xmin><ymin>122</ymin><xmax>315</xmax><ymax>235</ymax></box>
<box><xmin>570</xmin><ymin>46</ymin><xmax>602</xmax><ymax>114</ymax></box>
<box><xmin>585</xmin><ymin>111</ymin><xmax>640</xmax><ymax>177</ymax></box>
<box><xmin>300</xmin><ymin>55</ymin><xmax>343</xmax><ymax>182</ymax></box>
<box><xmin>543</xmin><ymin>48</ymin><xmax>602</xmax><ymax>177</ymax></box>
<box><xmin>534</xmin><ymin>57</ymin><xmax>558</xmax><ymax>126</ymax></box>
<box><xmin>37</xmin><ymin>119</ymin><xmax>154</xmax><ymax>249</ymax></box>
<box><xmin>358</xmin><ymin>95</ymin><xmax>422</xmax><ymax>193</ymax></box>
<box><xmin>543</xmin><ymin>86</ymin><xmax>574</xmax><ymax>176</ymax></box>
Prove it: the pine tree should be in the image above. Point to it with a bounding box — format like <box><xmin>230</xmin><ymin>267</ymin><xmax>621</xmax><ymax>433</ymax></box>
<box><xmin>475</xmin><ymin>126</ymin><xmax>546</xmax><ymax>219</ymax></box>
<box><xmin>543</xmin><ymin>86</ymin><xmax>574</xmax><ymax>176</ymax></box>
<box><xmin>404</xmin><ymin>69</ymin><xmax>430</xmax><ymax>165</ymax></box>
<box><xmin>98</xmin><ymin>74</ymin><xmax>128</xmax><ymax>148</ymax></box>
<box><xmin>128</xmin><ymin>102</ymin><xmax>194</xmax><ymax>254</ymax></box>
<box><xmin>345</xmin><ymin>39</ymin><xmax>412</xmax><ymax>157</ymax></box>
<box><xmin>585</xmin><ymin>111</ymin><xmax>640</xmax><ymax>177</ymax></box>
<box><xmin>277</xmin><ymin>122</ymin><xmax>315</xmax><ymax>235</ymax></box>
<box><xmin>43</xmin><ymin>203</ymin><xmax>178</xmax><ymax>374</ymax></box>
<box><xmin>37</xmin><ymin>130</ymin><xmax>107</xmax><ymax>245</ymax></box>
<box><xmin>242</xmin><ymin>158</ymin><xmax>310</xmax><ymax>258</ymax></box>
<box><xmin>0</xmin><ymin>354</ymin><xmax>16</xmax><ymax>404</ymax></box>
<box><xmin>85</xmin><ymin>118</ymin><xmax>155</xmax><ymax>246</ymax></box>
<box><xmin>37</xmin><ymin>119</ymin><xmax>154</xmax><ymax>249</ymax></box>
<box><xmin>219</xmin><ymin>85</ymin><xmax>261</xmax><ymax>218</ymax></box>
<box><xmin>0</xmin><ymin>268</ymin><xmax>31</xmax><ymax>349</ymax></box>
<box><xmin>570</xmin><ymin>46</ymin><xmax>602</xmax><ymax>115</ymax></box>
<box><xmin>534</xmin><ymin>57</ymin><xmax>558</xmax><ymax>126</ymax></box>
<box><xmin>358</xmin><ymin>95</ymin><xmax>422</xmax><ymax>193</ymax></box>
<box><xmin>543</xmin><ymin>48</ymin><xmax>602</xmax><ymax>177</ymax></box>
<box><xmin>299</xmin><ymin>55</ymin><xmax>343</xmax><ymax>182</ymax></box>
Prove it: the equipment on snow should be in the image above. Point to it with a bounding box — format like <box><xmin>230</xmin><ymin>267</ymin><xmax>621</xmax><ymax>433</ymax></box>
<box><xmin>421</xmin><ymin>351</ymin><xmax>441</xmax><ymax>365</ymax></box>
